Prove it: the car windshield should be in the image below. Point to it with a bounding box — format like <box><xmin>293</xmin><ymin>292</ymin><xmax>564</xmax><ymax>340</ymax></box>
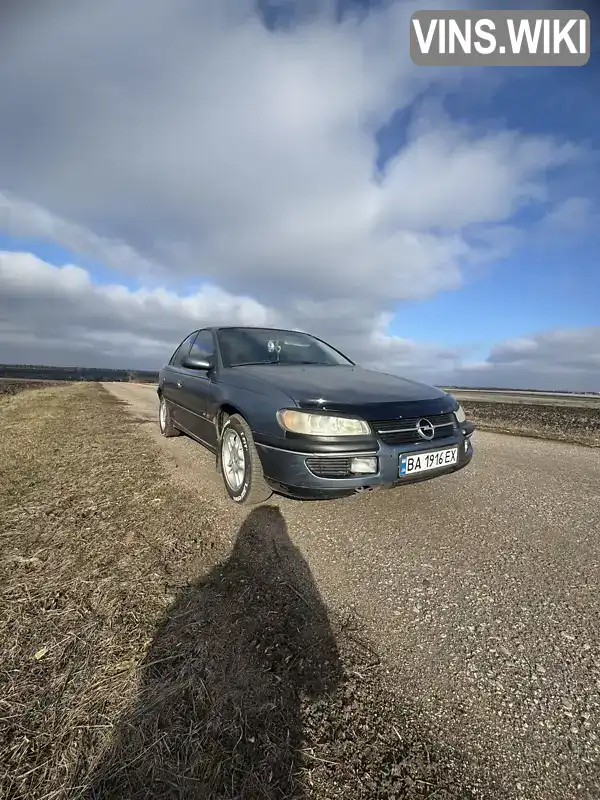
<box><xmin>217</xmin><ymin>328</ymin><xmax>354</xmax><ymax>368</ymax></box>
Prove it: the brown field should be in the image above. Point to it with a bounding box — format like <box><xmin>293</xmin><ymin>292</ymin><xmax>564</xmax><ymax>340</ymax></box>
<box><xmin>460</xmin><ymin>400</ymin><xmax>600</xmax><ymax>448</ymax></box>
<box><xmin>0</xmin><ymin>384</ymin><xmax>475</xmax><ymax>800</ymax></box>
<box><xmin>447</xmin><ymin>388</ymin><xmax>600</xmax><ymax>409</ymax></box>
<box><xmin>0</xmin><ymin>378</ymin><xmax>66</xmax><ymax>396</ymax></box>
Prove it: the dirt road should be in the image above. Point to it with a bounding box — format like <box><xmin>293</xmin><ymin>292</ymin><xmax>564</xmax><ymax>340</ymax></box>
<box><xmin>103</xmin><ymin>382</ymin><xmax>600</xmax><ymax>799</ymax></box>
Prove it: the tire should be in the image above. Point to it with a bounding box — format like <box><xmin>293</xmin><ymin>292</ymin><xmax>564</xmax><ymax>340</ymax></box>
<box><xmin>158</xmin><ymin>395</ymin><xmax>181</xmax><ymax>438</ymax></box>
<box><xmin>219</xmin><ymin>414</ymin><xmax>272</xmax><ymax>505</ymax></box>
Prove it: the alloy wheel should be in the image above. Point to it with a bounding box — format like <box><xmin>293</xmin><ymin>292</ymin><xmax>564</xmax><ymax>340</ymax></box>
<box><xmin>221</xmin><ymin>428</ymin><xmax>246</xmax><ymax>491</ymax></box>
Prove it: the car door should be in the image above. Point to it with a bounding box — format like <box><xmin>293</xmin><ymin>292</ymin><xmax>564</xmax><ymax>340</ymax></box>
<box><xmin>161</xmin><ymin>332</ymin><xmax>197</xmax><ymax>425</ymax></box>
<box><xmin>177</xmin><ymin>329</ymin><xmax>218</xmax><ymax>449</ymax></box>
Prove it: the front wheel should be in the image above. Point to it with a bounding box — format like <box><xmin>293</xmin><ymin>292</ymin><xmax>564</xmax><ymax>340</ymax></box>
<box><xmin>219</xmin><ymin>414</ymin><xmax>272</xmax><ymax>505</ymax></box>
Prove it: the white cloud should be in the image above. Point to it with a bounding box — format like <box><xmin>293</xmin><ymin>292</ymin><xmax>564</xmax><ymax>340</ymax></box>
<box><xmin>0</xmin><ymin>0</ymin><xmax>594</xmax><ymax>389</ymax></box>
<box><xmin>0</xmin><ymin>0</ymin><xmax>576</xmax><ymax>295</ymax></box>
<box><xmin>378</xmin><ymin>116</ymin><xmax>577</xmax><ymax>231</ymax></box>
<box><xmin>1</xmin><ymin>251</ymin><xmax>465</xmax><ymax>377</ymax></box>
<box><xmin>0</xmin><ymin>192</ymin><xmax>162</xmax><ymax>281</ymax></box>
<box><xmin>456</xmin><ymin>328</ymin><xmax>600</xmax><ymax>392</ymax></box>
<box><xmin>0</xmin><ymin>251</ymin><xmax>277</xmax><ymax>367</ymax></box>
<box><xmin>538</xmin><ymin>196</ymin><xmax>599</xmax><ymax>235</ymax></box>
<box><xmin>2</xmin><ymin>251</ymin><xmax>597</xmax><ymax>392</ymax></box>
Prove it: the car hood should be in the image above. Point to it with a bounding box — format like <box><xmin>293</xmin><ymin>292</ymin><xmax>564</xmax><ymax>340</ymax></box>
<box><xmin>233</xmin><ymin>365</ymin><xmax>454</xmax><ymax>419</ymax></box>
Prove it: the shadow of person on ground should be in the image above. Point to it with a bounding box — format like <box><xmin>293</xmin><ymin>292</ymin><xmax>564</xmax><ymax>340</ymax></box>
<box><xmin>85</xmin><ymin>505</ymin><xmax>343</xmax><ymax>800</ymax></box>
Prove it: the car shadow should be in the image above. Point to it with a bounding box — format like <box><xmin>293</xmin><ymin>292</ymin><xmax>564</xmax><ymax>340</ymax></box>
<box><xmin>84</xmin><ymin>505</ymin><xmax>344</xmax><ymax>799</ymax></box>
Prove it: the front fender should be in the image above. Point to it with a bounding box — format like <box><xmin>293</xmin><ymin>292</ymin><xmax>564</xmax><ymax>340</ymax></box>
<box><xmin>215</xmin><ymin>383</ymin><xmax>296</xmax><ymax>438</ymax></box>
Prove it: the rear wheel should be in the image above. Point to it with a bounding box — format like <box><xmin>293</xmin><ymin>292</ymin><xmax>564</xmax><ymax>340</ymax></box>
<box><xmin>158</xmin><ymin>395</ymin><xmax>180</xmax><ymax>438</ymax></box>
<box><xmin>219</xmin><ymin>414</ymin><xmax>272</xmax><ymax>505</ymax></box>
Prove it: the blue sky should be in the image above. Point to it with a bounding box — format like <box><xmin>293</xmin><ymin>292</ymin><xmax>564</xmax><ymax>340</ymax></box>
<box><xmin>378</xmin><ymin>59</ymin><xmax>600</xmax><ymax>353</ymax></box>
<box><xmin>0</xmin><ymin>233</ymin><xmax>141</xmax><ymax>290</ymax></box>
<box><xmin>0</xmin><ymin>0</ymin><xmax>598</xmax><ymax>390</ymax></box>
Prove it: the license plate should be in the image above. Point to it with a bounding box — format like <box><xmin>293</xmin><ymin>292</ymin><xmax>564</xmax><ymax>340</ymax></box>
<box><xmin>399</xmin><ymin>447</ymin><xmax>458</xmax><ymax>477</ymax></box>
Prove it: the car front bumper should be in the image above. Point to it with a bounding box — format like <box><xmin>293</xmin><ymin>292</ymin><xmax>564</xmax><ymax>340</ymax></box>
<box><xmin>256</xmin><ymin>424</ymin><xmax>475</xmax><ymax>500</ymax></box>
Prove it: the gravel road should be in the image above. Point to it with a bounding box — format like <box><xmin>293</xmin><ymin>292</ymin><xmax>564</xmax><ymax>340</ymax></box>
<box><xmin>103</xmin><ymin>382</ymin><xmax>600</xmax><ymax>800</ymax></box>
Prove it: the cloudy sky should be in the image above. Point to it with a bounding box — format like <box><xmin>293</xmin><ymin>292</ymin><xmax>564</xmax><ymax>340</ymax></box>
<box><xmin>0</xmin><ymin>0</ymin><xmax>598</xmax><ymax>391</ymax></box>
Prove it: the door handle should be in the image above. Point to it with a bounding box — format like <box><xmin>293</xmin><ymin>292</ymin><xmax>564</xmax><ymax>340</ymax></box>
<box><xmin>176</xmin><ymin>381</ymin><xmax>183</xmax><ymax>388</ymax></box>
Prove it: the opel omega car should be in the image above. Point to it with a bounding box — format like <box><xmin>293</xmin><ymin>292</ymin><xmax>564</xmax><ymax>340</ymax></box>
<box><xmin>157</xmin><ymin>326</ymin><xmax>475</xmax><ymax>505</ymax></box>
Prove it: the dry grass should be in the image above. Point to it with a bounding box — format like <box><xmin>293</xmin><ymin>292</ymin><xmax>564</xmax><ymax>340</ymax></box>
<box><xmin>1</xmin><ymin>384</ymin><xmax>218</xmax><ymax>799</ymax></box>
<box><xmin>0</xmin><ymin>384</ymin><xmax>492</xmax><ymax>800</ymax></box>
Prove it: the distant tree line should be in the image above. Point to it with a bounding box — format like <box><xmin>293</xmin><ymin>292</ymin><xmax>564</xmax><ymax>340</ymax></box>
<box><xmin>0</xmin><ymin>364</ymin><xmax>159</xmax><ymax>383</ymax></box>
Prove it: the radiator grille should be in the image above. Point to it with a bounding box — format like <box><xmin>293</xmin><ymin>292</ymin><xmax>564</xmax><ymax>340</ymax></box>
<box><xmin>373</xmin><ymin>412</ymin><xmax>456</xmax><ymax>446</ymax></box>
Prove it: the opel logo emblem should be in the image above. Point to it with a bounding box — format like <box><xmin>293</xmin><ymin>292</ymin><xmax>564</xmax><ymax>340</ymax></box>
<box><xmin>416</xmin><ymin>418</ymin><xmax>435</xmax><ymax>441</ymax></box>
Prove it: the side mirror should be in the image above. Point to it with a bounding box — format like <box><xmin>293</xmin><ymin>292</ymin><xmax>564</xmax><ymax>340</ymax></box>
<box><xmin>181</xmin><ymin>355</ymin><xmax>212</xmax><ymax>370</ymax></box>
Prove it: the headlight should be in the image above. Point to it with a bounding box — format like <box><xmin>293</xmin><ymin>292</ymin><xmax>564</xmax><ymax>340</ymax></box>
<box><xmin>455</xmin><ymin>403</ymin><xmax>466</xmax><ymax>424</ymax></box>
<box><xmin>276</xmin><ymin>409</ymin><xmax>370</xmax><ymax>436</ymax></box>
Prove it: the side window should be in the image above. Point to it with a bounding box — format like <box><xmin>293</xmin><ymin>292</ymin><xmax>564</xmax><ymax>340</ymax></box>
<box><xmin>169</xmin><ymin>333</ymin><xmax>196</xmax><ymax>366</ymax></box>
<box><xmin>189</xmin><ymin>329</ymin><xmax>215</xmax><ymax>360</ymax></box>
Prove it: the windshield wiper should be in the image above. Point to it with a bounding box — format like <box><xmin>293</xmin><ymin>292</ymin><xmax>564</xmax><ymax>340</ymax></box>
<box><xmin>231</xmin><ymin>361</ymin><xmax>274</xmax><ymax>367</ymax></box>
<box><xmin>231</xmin><ymin>360</ymin><xmax>327</xmax><ymax>367</ymax></box>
